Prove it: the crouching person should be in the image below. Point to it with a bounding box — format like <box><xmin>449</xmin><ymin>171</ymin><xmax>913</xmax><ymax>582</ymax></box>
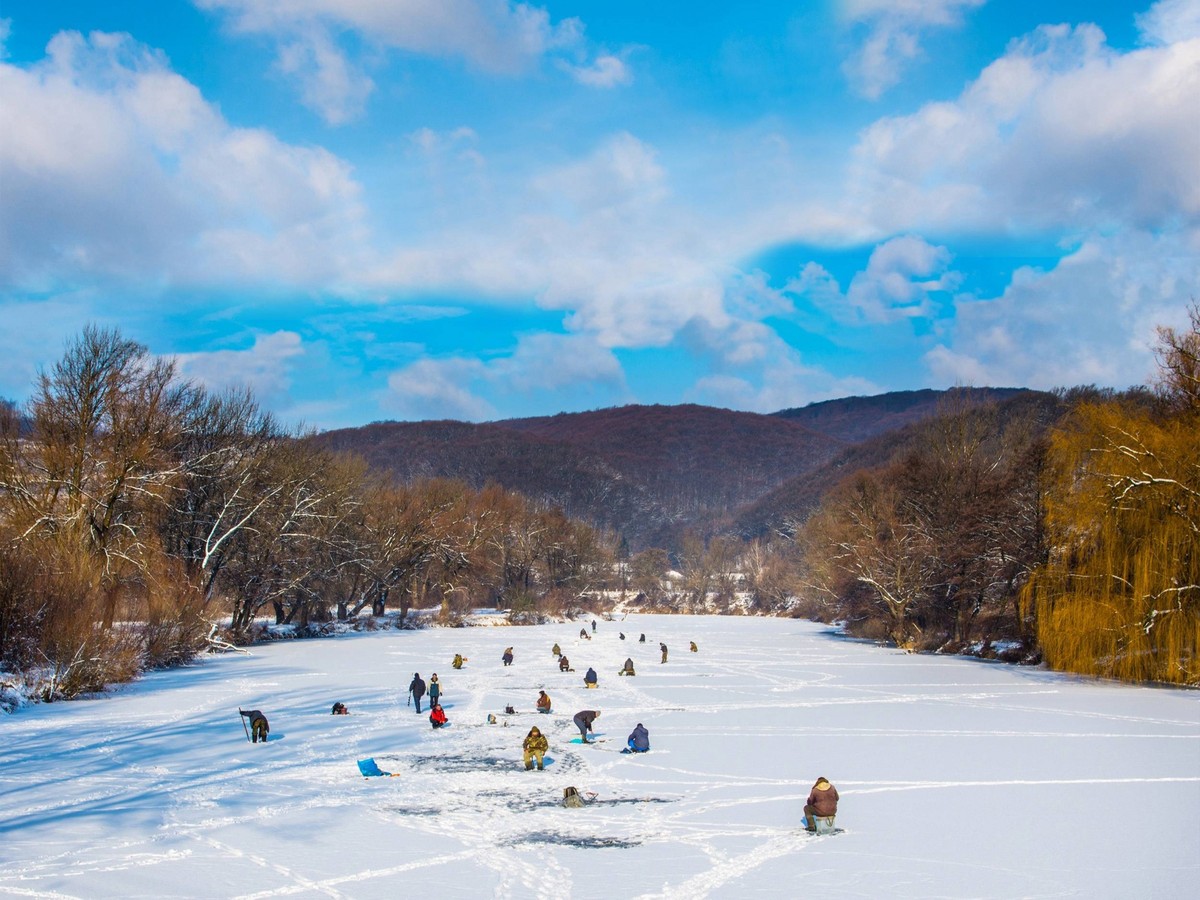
<box><xmin>804</xmin><ymin>776</ymin><xmax>839</xmax><ymax>834</ymax></box>
<box><xmin>536</xmin><ymin>690</ymin><xmax>552</xmax><ymax>713</ymax></box>
<box><xmin>429</xmin><ymin>703</ymin><xmax>448</xmax><ymax>729</ymax></box>
<box><xmin>626</xmin><ymin>723</ymin><xmax>650</xmax><ymax>753</ymax></box>
<box><xmin>523</xmin><ymin>726</ymin><xmax>549</xmax><ymax>770</ymax></box>
<box><xmin>241</xmin><ymin>709</ymin><xmax>269</xmax><ymax>743</ymax></box>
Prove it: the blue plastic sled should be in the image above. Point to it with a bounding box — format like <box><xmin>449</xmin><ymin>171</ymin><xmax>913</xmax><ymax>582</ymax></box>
<box><xmin>357</xmin><ymin>758</ymin><xmax>397</xmax><ymax>778</ymax></box>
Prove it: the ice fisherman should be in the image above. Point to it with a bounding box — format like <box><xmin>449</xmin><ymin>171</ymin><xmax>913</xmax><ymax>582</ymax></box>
<box><xmin>241</xmin><ymin>709</ymin><xmax>269</xmax><ymax>743</ymax></box>
<box><xmin>523</xmin><ymin>726</ymin><xmax>549</xmax><ymax>770</ymax></box>
<box><xmin>536</xmin><ymin>690</ymin><xmax>552</xmax><ymax>713</ymax></box>
<box><xmin>690</xmin><ymin>641</ymin><xmax>698</xmax><ymax>653</ymax></box>
<box><xmin>639</xmin><ymin>633</ymin><xmax>646</xmax><ymax>643</ymax></box>
<box><xmin>584</xmin><ymin>666</ymin><xmax>598</xmax><ymax>688</ymax></box>
<box><xmin>573</xmin><ymin>709</ymin><xmax>600</xmax><ymax>743</ymax></box>
<box><xmin>559</xmin><ymin>654</ymin><xmax>572</xmax><ymax>672</ymax></box>
<box><xmin>804</xmin><ymin>777</ymin><xmax>840</xmax><ymax>832</ymax></box>
<box><xmin>429</xmin><ymin>702</ymin><xmax>448</xmax><ymax>729</ymax></box>
<box><xmin>502</xmin><ymin>647</ymin><xmax>514</xmax><ymax>666</ymax></box>
<box><xmin>619</xmin><ymin>632</ymin><xmax>625</xmax><ymax>640</ymax></box>
<box><xmin>552</xmin><ymin>643</ymin><xmax>561</xmax><ymax>657</ymax></box>
<box><xmin>452</xmin><ymin>654</ymin><xmax>465</xmax><ymax>669</ymax></box>
<box><xmin>579</xmin><ymin>628</ymin><xmax>590</xmax><ymax>640</ymax></box>
<box><xmin>409</xmin><ymin>673</ymin><xmax>426</xmax><ymax>713</ymax></box>
<box><xmin>620</xmin><ymin>657</ymin><xmax>636</xmax><ymax>676</ymax></box>
<box><xmin>626</xmin><ymin>723</ymin><xmax>650</xmax><ymax>753</ymax></box>
<box><xmin>331</xmin><ymin>702</ymin><xmax>349</xmax><ymax>715</ymax></box>
<box><xmin>428</xmin><ymin>674</ymin><xmax>441</xmax><ymax>706</ymax></box>
<box><xmin>660</xmin><ymin>642</ymin><xmax>668</xmax><ymax>663</ymax></box>
<box><xmin>591</xmin><ymin>619</ymin><xmax>597</xmax><ymax>632</ymax></box>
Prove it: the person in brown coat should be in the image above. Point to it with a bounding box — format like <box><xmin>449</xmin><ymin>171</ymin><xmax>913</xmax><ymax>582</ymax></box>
<box><xmin>523</xmin><ymin>726</ymin><xmax>549</xmax><ymax>770</ymax></box>
<box><xmin>804</xmin><ymin>777</ymin><xmax>839</xmax><ymax>831</ymax></box>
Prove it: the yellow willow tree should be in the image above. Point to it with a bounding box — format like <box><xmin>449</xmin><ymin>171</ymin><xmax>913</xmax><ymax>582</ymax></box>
<box><xmin>1025</xmin><ymin>307</ymin><xmax>1200</xmax><ymax>684</ymax></box>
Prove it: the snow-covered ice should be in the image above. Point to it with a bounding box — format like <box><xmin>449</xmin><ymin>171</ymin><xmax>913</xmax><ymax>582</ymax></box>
<box><xmin>2</xmin><ymin>615</ymin><xmax>1198</xmax><ymax>899</ymax></box>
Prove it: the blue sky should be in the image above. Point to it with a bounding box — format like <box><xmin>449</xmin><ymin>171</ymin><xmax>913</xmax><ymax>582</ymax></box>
<box><xmin>1</xmin><ymin>1</ymin><xmax>1197</xmax><ymax>428</ymax></box>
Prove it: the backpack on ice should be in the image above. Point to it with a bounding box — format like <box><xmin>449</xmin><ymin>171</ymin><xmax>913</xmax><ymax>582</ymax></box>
<box><xmin>562</xmin><ymin>786</ymin><xmax>585</xmax><ymax>808</ymax></box>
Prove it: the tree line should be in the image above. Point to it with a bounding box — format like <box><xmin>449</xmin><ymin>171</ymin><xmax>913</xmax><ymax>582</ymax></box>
<box><xmin>791</xmin><ymin>306</ymin><xmax>1198</xmax><ymax>685</ymax></box>
<box><xmin>0</xmin><ymin>327</ymin><xmax>615</xmax><ymax>700</ymax></box>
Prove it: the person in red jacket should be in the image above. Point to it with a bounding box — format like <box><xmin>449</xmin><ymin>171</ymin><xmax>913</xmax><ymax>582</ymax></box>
<box><xmin>429</xmin><ymin>703</ymin><xmax>448</xmax><ymax>729</ymax></box>
<box><xmin>804</xmin><ymin>777</ymin><xmax>839</xmax><ymax>832</ymax></box>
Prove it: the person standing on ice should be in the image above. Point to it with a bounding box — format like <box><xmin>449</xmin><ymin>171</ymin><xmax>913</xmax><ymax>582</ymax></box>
<box><xmin>428</xmin><ymin>674</ymin><xmax>441</xmax><ymax>707</ymax></box>
<box><xmin>408</xmin><ymin>673</ymin><xmax>426</xmax><ymax>713</ymax></box>
<box><xmin>241</xmin><ymin>709</ymin><xmax>269</xmax><ymax>743</ymax></box>
<box><xmin>660</xmin><ymin>642</ymin><xmax>668</xmax><ymax>663</ymax></box>
<box><xmin>502</xmin><ymin>646</ymin><xmax>514</xmax><ymax>666</ymax></box>
<box><xmin>573</xmin><ymin>709</ymin><xmax>600</xmax><ymax>743</ymax></box>
<box><xmin>804</xmin><ymin>777</ymin><xmax>839</xmax><ymax>832</ymax></box>
<box><xmin>523</xmin><ymin>726</ymin><xmax>549</xmax><ymax>770</ymax></box>
<box><xmin>626</xmin><ymin>723</ymin><xmax>650</xmax><ymax>753</ymax></box>
<box><xmin>591</xmin><ymin>619</ymin><xmax>597</xmax><ymax>632</ymax></box>
<box><xmin>584</xmin><ymin>666</ymin><xmax>598</xmax><ymax>688</ymax></box>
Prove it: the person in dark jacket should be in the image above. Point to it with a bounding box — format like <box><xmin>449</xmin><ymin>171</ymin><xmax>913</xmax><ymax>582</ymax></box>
<box><xmin>627</xmin><ymin>723</ymin><xmax>650</xmax><ymax>753</ymax></box>
<box><xmin>619</xmin><ymin>657</ymin><xmax>636</xmax><ymax>676</ymax></box>
<box><xmin>559</xmin><ymin>654</ymin><xmax>572</xmax><ymax>672</ymax></box>
<box><xmin>409</xmin><ymin>673</ymin><xmax>426</xmax><ymax>713</ymax></box>
<box><xmin>428</xmin><ymin>674</ymin><xmax>441</xmax><ymax>707</ymax></box>
<box><xmin>591</xmin><ymin>619</ymin><xmax>597</xmax><ymax>632</ymax></box>
<box><xmin>536</xmin><ymin>690</ymin><xmax>552</xmax><ymax>713</ymax></box>
<box><xmin>579</xmin><ymin>628</ymin><xmax>588</xmax><ymax>639</ymax></box>
<box><xmin>619</xmin><ymin>632</ymin><xmax>625</xmax><ymax>640</ymax></box>
<box><xmin>584</xmin><ymin>666</ymin><xmax>598</xmax><ymax>688</ymax></box>
<box><xmin>331</xmin><ymin>702</ymin><xmax>348</xmax><ymax>715</ymax></box>
<box><xmin>573</xmin><ymin>709</ymin><xmax>600</xmax><ymax>743</ymax></box>
<box><xmin>429</xmin><ymin>703</ymin><xmax>448</xmax><ymax>729</ymax></box>
<box><xmin>241</xmin><ymin>709</ymin><xmax>269</xmax><ymax>743</ymax></box>
<box><xmin>502</xmin><ymin>647</ymin><xmax>514</xmax><ymax>666</ymax></box>
<box><xmin>660</xmin><ymin>642</ymin><xmax>668</xmax><ymax>663</ymax></box>
<box><xmin>639</xmin><ymin>633</ymin><xmax>646</xmax><ymax>642</ymax></box>
<box><xmin>804</xmin><ymin>777</ymin><xmax>839</xmax><ymax>831</ymax></box>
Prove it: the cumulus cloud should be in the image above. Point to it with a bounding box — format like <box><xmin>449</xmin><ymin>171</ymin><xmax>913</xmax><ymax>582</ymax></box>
<box><xmin>0</xmin><ymin>31</ymin><xmax>367</xmax><ymax>290</ymax></box>
<box><xmin>1137</xmin><ymin>0</ymin><xmax>1200</xmax><ymax>44</ymax></box>
<box><xmin>923</xmin><ymin>228</ymin><xmax>1199</xmax><ymax>390</ymax></box>
<box><xmin>196</xmin><ymin>0</ymin><xmax>626</xmax><ymax>122</ymax></box>
<box><xmin>788</xmin><ymin>235</ymin><xmax>959</xmax><ymax>324</ymax></box>
<box><xmin>382</xmin><ymin>332</ymin><xmax>628</xmax><ymax>420</ymax></box>
<box><xmin>172</xmin><ymin>331</ymin><xmax>306</xmax><ymax>406</ymax></box>
<box><xmin>847</xmin><ymin>21</ymin><xmax>1200</xmax><ymax>233</ymax></box>
<box><xmin>840</xmin><ymin>0</ymin><xmax>985</xmax><ymax>99</ymax></box>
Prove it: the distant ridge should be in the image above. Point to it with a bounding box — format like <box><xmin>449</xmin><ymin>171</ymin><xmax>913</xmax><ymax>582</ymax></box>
<box><xmin>311</xmin><ymin>388</ymin><xmax>1043</xmax><ymax>552</ymax></box>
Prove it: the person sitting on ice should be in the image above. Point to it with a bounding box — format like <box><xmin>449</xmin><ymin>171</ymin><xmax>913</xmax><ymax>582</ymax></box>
<box><xmin>429</xmin><ymin>702</ymin><xmax>448</xmax><ymax>729</ymax></box>
<box><xmin>804</xmin><ymin>777</ymin><xmax>840</xmax><ymax>833</ymax></box>
<box><xmin>452</xmin><ymin>653</ymin><xmax>465</xmax><ymax>669</ymax></box>
<box><xmin>536</xmin><ymin>690</ymin><xmax>552</xmax><ymax>714</ymax></box>
<box><xmin>626</xmin><ymin>723</ymin><xmax>650</xmax><ymax>753</ymax></box>
<box><xmin>502</xmin><ymin>646</ymin><xmax>514</xmax><ymax>666</ymax></box>
<box><xmin>573</xmin><ymin>709</ymin><xmax>600</xmax><ymax>743</ymax></box>
<box><xmin>619</xmin><ymin>632</ymin><xmax>625</xmax><ymax>640</ymax></box>
<box><xmin>331</xmin><ymin>702</ymin><xmax>349</xmax><ymax>715</ymax></box>
<box><xmin>639</xmin><ymin>633</ymin><xmax>646</xmax><ymax>643</ymax></box>
<box><xmin>559</xmin><ymin>654</ymin><xmax>572</xmax><ymax>672</ymax></box>
<box><xmin>552</xmin><ymin>643</ymin><xmax>561</xmax><ymax>657</ymax></box>
<box><xmin>523</xmin><ymin>726</ymin><xmax>549</xmax><ymax>770</ymax></box>
<box><xmin>584</xmin><ymin>667</ymin><xmax>598</xmax><ymax>688</ymax></box>
<box><xmin>579</xmin><ymin>628</ymin><xmax>588</xmax><ymax>639</ymax></box>
<box><xmin>619</xmin><ymin>657</ymin><xmax>636</xmax><ymax>676</ymax></box>
<box><xmin>240</xmin><ymin>709</ymin><xmax>269</xmax><ymax>743</ymax></box>
<box><xmin>690</xmin><ymin>641</ymin><xmax>698</xmax><ymax>653</ymax></box>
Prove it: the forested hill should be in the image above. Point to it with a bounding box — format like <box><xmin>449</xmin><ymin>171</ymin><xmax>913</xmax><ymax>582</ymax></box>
<box><xmin>772</xmin><ymin>387</ymin><xmax>1028</xmax><ymax>443</ymax></box>
<box><xmin>312</xmin><ymin>390</ymin><xmax>1030</xmax><ymax>551</ymax></box>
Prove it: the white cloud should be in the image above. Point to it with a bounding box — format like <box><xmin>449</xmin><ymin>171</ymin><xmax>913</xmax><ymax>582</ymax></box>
<box><xmin>839</xmin><ymin>0</ymin><xmax>986</xmax><ymax>99</ymax></box>
<box><xmin>787</xmin><ymin>235</ymin><xmax>959</xmax><ymax>324</ymax></box>
<box><xmin>196</xmin><ymin>0</ymin><xmax>625</xmax><ymax>122</ymax></box>
<box><xmin>847</xmin><ymin>22</ymin><xmax>1200</xmax><ymax>233</ymax></box>
<box><xmin>1137</xmin><ymin>0</ymin><xmax>1200</xmax><ymax>44</ymax></box>
<box><xmin>381</xmin><ymin>332</ymin><xmax>627</xmax><ymax>421</ymax></box>
<box><xmin>172</xmin><ymin>331</ymin><xmax>306</xmax><ymax>406</ymax></box>
<box><xmin>0</xmin><ymin>31</ymin><xmax>367</xmax><ymax>290</ymax></box>
<box><xmin>923</xmin><ymin>228</ymin><xmax>1200</xmax><ymax>390</ymax></box>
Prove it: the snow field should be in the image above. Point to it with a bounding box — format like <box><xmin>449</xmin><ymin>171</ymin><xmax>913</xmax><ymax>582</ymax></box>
<box><xmin>1</xmin><ymin>615</ymin><xmax>1197</xmax><ymax>899</ymax></box>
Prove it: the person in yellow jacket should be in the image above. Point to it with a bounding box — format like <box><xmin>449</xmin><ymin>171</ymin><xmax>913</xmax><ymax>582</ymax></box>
<box><xmin>536</xmin><ymin>690</ymin><xmax>552</xmax><ymax>713</ymax></box>
<box><xmin>523</xmin><ymin>726</ymin><xmax>549</xmax><ymax>770</ymax></box>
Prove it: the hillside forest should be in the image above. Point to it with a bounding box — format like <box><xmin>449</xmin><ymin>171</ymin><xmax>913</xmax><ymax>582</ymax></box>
<box><xmin>1</xmin><ymin>309</ymin><xmax>1196</xmax><ymax>702</ymax></box>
